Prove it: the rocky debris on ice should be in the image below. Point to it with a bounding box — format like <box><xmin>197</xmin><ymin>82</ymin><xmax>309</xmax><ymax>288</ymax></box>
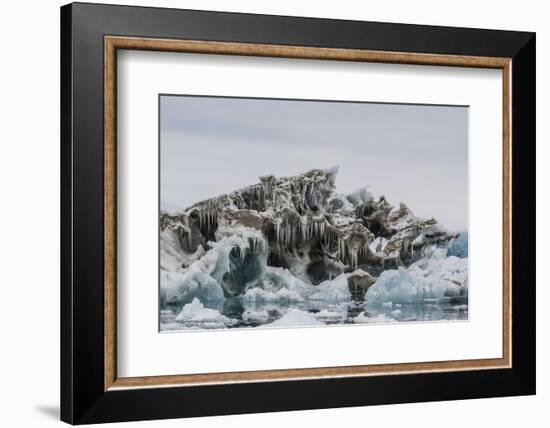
<box><xmin>346</xmin><ymin>269</ymin><xmax>377</xmax><ymax>300</ymax></box>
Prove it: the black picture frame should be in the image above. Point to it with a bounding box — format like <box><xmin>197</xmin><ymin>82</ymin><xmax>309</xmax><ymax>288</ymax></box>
<box><xmin>61</xmin><ymin>2</ymin><xmax>535</xmax><ymax>424</ymax></box>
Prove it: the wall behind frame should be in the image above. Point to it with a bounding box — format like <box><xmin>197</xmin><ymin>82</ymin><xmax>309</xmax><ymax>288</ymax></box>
<box><xmin>0</xmin><ymin>1</ymin><xmax>545</xmax><ymax>427</ymax></box>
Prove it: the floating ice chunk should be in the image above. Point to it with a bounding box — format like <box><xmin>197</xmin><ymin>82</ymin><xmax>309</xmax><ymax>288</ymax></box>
<box><xmin>391</xmin><ymin>309</ymin><xmax>402</xmax><ymax>317</ymax></box>
<box><xmin>452</xmin><ymin>304</ymin><xmax>468</xmax><ymax>311</ymax></box>
<box><xmin>366</xmin><ymin>248</ymin><xmax>468</xmax><ymax>305</ymax></box>
<box><xmin>353</xmin><ymin>312</ymin><xmax>370</xmax><ymax>323</ymax></box>
<box><xmin>353</xmin><ymin>312</ymin><xmax>395</xmax><ymax>324</ymax></box>
<box><xmin>367</xmin><ymin>267</ymin><xmax>438</xmax><ymax>304</ymax></box>
<box><xmin>267</xmin><ymin>309</ymin><xmax>323</xmax><ymax>327</ymax></box>
<box><xmin>175</xmin><ymin>298</ymin><xmax>230</xmax><ymax>325</ymax></box>
<box><xmin>242</xmin><ymin>310</ymin><xmax>270</xmax><ymax>323</ymax></box>
<box><xmin>309</xmin><ymin>274</ymin><xmax>351</xmax><ymax>301</ymax></box>
<box><xmin>381</xmin><ymin>301</ymin><xmax>393</xmax><ymax>308</ymax></box>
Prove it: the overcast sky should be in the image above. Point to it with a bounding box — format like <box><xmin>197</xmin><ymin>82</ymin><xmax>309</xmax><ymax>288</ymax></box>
<box><xmin>160</xmin><ymin>95</ymin><xmax>468</xmax><ymax>232</ymax></box>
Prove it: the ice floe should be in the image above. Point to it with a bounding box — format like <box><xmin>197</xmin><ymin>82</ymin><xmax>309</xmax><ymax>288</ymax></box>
<box><xmin>353</xmin><ymin>312</ymin><xmax>395</xmax><ymax>324</ymax></box>
<box><xmin>366</xmin><ymin>247</ymin><xmax>468</xmax><ymax>305</ymax></box>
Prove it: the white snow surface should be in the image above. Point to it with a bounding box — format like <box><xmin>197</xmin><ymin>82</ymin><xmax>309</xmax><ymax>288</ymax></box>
<box><xmin>175</xmin><ymin>298</ymin><xmax>231</xmax><ymax>328</ymax></box>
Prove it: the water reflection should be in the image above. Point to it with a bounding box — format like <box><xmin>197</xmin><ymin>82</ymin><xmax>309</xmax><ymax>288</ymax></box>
<box><xmin>160</xmin><ymin>296</ymin><xmax>468</xmax><ymax>330</ymax></box>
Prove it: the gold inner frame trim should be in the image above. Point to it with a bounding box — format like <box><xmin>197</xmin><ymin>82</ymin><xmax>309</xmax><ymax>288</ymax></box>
<box><xmin>104</xmin><ymin>35</ymin><xmax>512</xmax><ymax>391</ymax></box>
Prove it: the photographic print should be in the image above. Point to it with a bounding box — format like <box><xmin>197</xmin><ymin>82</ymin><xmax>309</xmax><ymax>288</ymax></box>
<box><xmin>159</xmin><ymin>95</ymin><xmax>468</xmax><ymax>332</ymax></box>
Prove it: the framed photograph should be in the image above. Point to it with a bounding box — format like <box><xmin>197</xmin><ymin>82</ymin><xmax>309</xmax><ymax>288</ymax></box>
<box><xmin>60</xmin><ymin>2</ymin><xmax>536</xmax><ymax>424</ymax></box>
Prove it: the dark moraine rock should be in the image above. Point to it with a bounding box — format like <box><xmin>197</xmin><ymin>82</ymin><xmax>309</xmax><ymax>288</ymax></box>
<box><xmin>347</xmin><ymin>269</ymin><xmax>377</xmax><ymax>301</ymax></box>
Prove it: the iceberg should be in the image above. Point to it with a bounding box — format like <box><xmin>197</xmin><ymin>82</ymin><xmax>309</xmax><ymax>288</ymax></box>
<box><xmin>159</xmin><ymin>167</ymin><xmax>467</xmax><ymax>331</ymax></box>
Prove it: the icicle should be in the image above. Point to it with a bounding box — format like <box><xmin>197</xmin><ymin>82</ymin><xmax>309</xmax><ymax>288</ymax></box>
<box><xmin>338</xmin><ymin>237</ymin><xmax>345</xmax><ymax>264</ymax></box>
<box><xmin>351</xmin><ymin>248</ymin><xmax>358</xmax><ymax>270</ymax></box>
<box><xmin>286</xmin><ymin>224</ymin><xmax>292</xmax><ymax>248</ymax></box>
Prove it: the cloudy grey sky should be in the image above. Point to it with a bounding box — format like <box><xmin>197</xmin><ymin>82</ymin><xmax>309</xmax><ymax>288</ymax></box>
<box><xmin>160</xmin><ymin>95</ymin><xmax>468</xmax><ymax>232</ymax></box>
